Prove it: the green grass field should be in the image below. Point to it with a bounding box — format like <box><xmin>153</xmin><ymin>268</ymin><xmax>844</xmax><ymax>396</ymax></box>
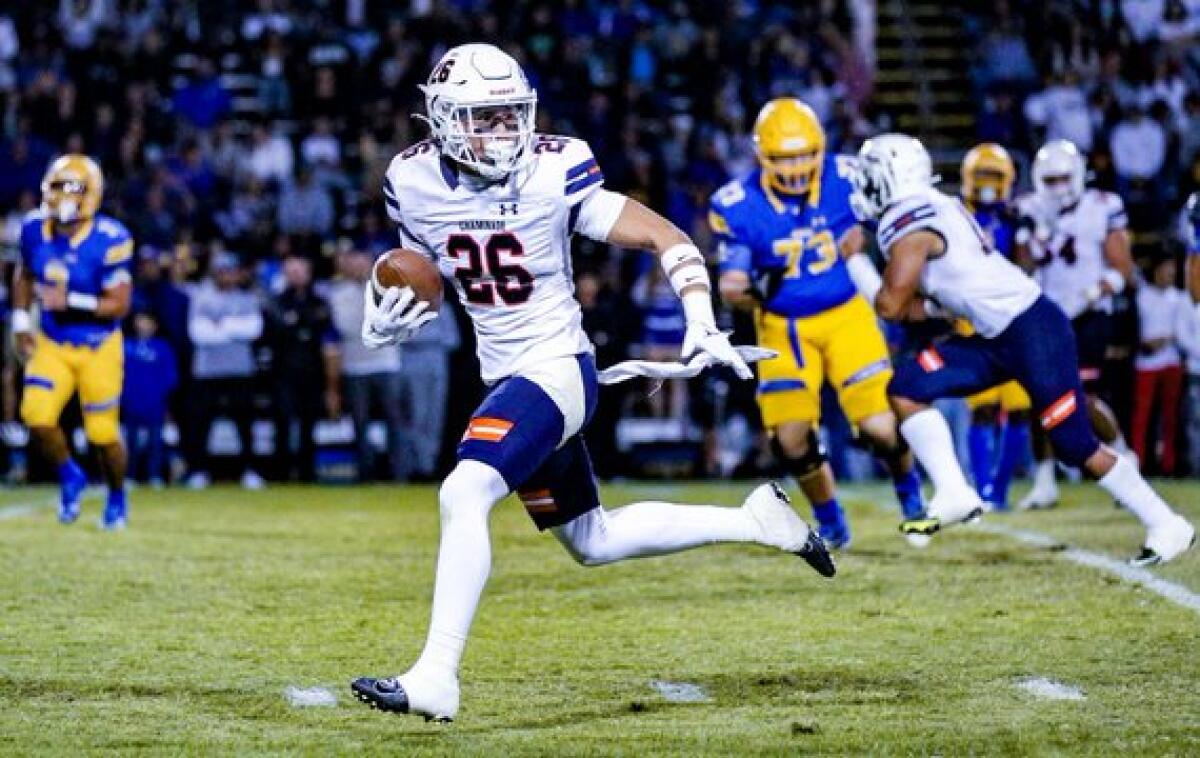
<box><xmin>1</xmin><ymin>480</ymin><xmax>1198</xmax><ymax>755</ymax></box>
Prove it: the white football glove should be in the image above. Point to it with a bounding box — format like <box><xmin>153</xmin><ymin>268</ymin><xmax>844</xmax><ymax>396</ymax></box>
<box><xmin>361</xmin><ymin>282</ymin><xmax>438</xmax><ymax>349</ymax></box>
<box><xmin>681</xmin><ymin>322</ymin><xmax>753</xmax><ymax>380</ymax></box>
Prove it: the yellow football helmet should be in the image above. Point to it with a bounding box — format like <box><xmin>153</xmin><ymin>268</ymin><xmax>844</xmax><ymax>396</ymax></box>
<box><xmin>960</xmin><ymin>143</ymin><xmax>1015</xmax><ymax>207</ymax></box>
<box><xmin>753</xmin><ymin>98</ymin><xmax>825</xmax><ymax>195</ymax></box>
<box><xmin>40</xmin><ymin>154</ymin><xmax>104</xmax><ymax>224</ymax></box>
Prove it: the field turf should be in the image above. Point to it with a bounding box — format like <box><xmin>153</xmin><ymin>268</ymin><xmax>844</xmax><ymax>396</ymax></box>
<box><xmin>1</xmin><ymin>480</ymin><xmax>1197</xmax><ymax>755</ymax></box>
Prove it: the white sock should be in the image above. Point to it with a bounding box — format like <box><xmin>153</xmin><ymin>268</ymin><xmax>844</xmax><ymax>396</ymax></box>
<box><xmin>553</xmin><ymin>501</ymin><xmax>759</xmax><ymax>566</ymax></box>
<box><xmin>1032</xmin><ymin>459</ymin><xmax>1057</xmax><ymax>491</ymax></box>
<box><xmin>899</xmin><ymin>408</ymin><xmax>972</xmax><ymax>494</ymax></box>
<box><xmin>411</xmin><ymin>460</ymin><xmax>509</xmax><ymax>680</ymax></box>
<box><xmin>1097</xmin><ymin>454</ymin><xmax>1176</xmax><ymax>530</ymax></box>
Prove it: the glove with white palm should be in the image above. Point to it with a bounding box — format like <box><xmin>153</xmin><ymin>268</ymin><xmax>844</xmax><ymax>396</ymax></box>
<box><xmin>361</xmin><ymin>283</ymin><xmax>438</xmax><ymax>349</ymax></box>
<box><xmin>662</xmin><ymin>243</ymin><xmax>753</xmax><ymax>381</ymax></box>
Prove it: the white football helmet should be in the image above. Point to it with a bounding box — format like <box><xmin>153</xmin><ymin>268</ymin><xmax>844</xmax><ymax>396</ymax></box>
<box><xmin>850</xmin><ymin>133</ymin><xmax>934</xmax><ymax>219</ymax></box>
<box><xmin>1032</xmin><ymin>139</ymin><xmax>1085</xmax><ymax>212</ymax></box>
<box><xmin>420</xmin><ymin>44</ymin><xmax>537</xmax><ymax>181</ymax></box>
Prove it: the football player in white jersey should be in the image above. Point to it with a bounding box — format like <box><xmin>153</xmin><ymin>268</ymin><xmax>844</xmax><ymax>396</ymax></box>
<box><xmin>1013</xmin><ymin>140</ymin><xmax>1135</xmax><ymax>509</ymax></box>
<box><xmin>348</xmin><ymin>44</ymin><xmax>834</xmax><ymax>722</ymax></box>
<box><xmin>841</xmin><ymin>133</ymin><xmax>1193</xmax><ymax>568</ymax></box>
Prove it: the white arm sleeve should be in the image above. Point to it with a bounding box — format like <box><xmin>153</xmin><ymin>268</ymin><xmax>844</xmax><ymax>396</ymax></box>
<box><xmin>574</xmin><ymin>188</ymin><xmax>627</xmax><ymax>242</ymax></box>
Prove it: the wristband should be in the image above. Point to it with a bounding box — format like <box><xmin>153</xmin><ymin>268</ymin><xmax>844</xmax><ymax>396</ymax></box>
<box><xmin>66</xmin><ymin>292</ymin><xmax>99</xmax><ymax>312</ymax></box>
<box><xmin>11</xmin><ymin>309</ymin><xmax>31</xmax><ymax>334</ymax></box>
<box><xmin>845</xmin><ymin>253</ymin><xmax>883</xmax><ymax>305</ymax></box>
<box><xmin>1101</xmin><ymin>269</ymin><xmax>1126</xmax><ymax>295</ymax></box>
<box><xmin>660</xmin><ymin>243</ymin><xmax>709</xmax><ymax>298</ymax></box>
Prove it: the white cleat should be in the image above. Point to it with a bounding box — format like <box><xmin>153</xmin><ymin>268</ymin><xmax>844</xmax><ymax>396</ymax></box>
<box><xmin>904</xmin><ymin>532</ymin><xmax>932</xmax><ymax>549</ymax></box>
<box><xmin>1130</xmin><ymin>516</ymin><xmax>1196</xmax><ymax>567</ymax></box>
<box><xmin>350</xmin><ymin>668</ymin><xmax>460</xmax><ymax>721</ymax></box>
<box><xmin>900</xmin><ymin>487</ymin><xmax>985</xmax><ymax>539</ymax></box>
<box><xmin>1016</xmin><ymin>483</ymin><xmax>1059</xmax><ymax>511</ymax></box>
<box><xmin>742</xmin><ymin>482</ymin><xmax>812</xmax><ymax>553</ymax></box>
<box><xmin>742</xmin><ymin>482</ymin><xmax>836</xmax><ymax>577</ymax></box>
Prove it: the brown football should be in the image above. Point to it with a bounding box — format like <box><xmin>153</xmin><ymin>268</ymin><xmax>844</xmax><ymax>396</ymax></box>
<box><xmin>372</xmin><ymin>248</ymin><xmax>444</xmax><ymax>311</ymax></box>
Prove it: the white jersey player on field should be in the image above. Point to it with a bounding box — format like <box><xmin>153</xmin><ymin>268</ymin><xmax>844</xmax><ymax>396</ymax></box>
<box><xmin>1013</xmin><ymin>140</ymin><xmax>1135</xmax><ymax>509</ymax></box>
<box><xmin>349</xmin><ymin>43</ymin><xmax>835</xmax><ymax>723</ymax></box>
<box><xmin>841</xmin><ymin>133</ymin><xmax>1193</xmax><ymax>566</ymax></box>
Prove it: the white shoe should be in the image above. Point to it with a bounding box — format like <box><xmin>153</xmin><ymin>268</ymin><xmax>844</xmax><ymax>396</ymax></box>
<box><xmin>904</xmin><ymin>532</ymin><xmax>932</xmax><ymax>549</ymax></box>
<box><xmin>742</xmin><ymin>482</ymin><xmax>812</xmax><ymax>553</ymax></box>
<box><xmin>741</xmin><ymin>482</ymin><xmax>836</xmax><ymax>577</ymax></box>
<box><xmin>241</xmin><ymin>470</ymin><xmax>266</xmax><ymax>490</ymax></box>
<box><xmin>352</xmin><ymin>668</ymin><xmax>461</xmax><ymax>721</ymax></box>
<box><xmin>185</xmin><ymin>472</ymin><xmax>211</xmax><ymax>490</ymax></box>
<box><xmin>1131</xmin><ymin>516</ymin><xmax>1196</xmax><ymax>566</ymax></box>
<box><xmin>927</xmin><ymin>487</ymin><xmax>985</xmax><ymax>526</ymax></box>
<box><xmin>1016</xmin><ymin>482</ymin><xmax>1059</xmax><ymax>511</ymax></box>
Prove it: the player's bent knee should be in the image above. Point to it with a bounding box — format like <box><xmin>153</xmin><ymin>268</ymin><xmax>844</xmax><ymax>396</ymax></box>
<box><xmin>438</xmin><ymin>460</ymin><xmax>507</xmax><ymax>525</ymax></box>
<box><xmin>1046</xmin><ymin>419</ymin><xmax>1100</xmax><ymax>469</ymax></box>
<box><xmin>82</xmin><ymin>412</ymin><xmax>120</xmax><ymax>446</ymax></box>
<box><xmin>551</xmin><ymin>509</ymin><xmax>614</xmax><ymax>567</ymax></box>
<box><xmin>771</xmin><ymin>431</ymin><xmax>826</xmax><ymax>480</ymax></box>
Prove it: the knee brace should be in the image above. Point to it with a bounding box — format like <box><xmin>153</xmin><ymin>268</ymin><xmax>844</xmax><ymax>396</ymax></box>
<box><xmin>771</xmin><ymin>430</ymin><xmax>827</xmax><ymax>481</ymax></box>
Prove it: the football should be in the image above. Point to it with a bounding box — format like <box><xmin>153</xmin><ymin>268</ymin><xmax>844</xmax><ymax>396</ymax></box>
<box><xmin>371</xmin><ymin>248</ymin><xmax>443</xmax><ymax>312</ymax></box>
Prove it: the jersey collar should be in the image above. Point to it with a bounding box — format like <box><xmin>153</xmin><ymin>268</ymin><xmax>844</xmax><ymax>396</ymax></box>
<box><xmin>41</xmin><ymin>217</ymin><xmax>95</xmax><ymax>248</ymax></box>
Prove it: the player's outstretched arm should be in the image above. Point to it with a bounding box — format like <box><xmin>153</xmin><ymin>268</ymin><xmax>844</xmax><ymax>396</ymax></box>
<box><xmin>600</xmin><ymin>195</ymin><xmax>752</xmax><ymax>379</ymax></box>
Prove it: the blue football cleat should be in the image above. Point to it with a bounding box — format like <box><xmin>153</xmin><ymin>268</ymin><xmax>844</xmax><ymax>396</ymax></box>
<box><xmin>100</xmin><ymin>489</ymin><xmax>127</xmax><ymax>531</ymax></box>
<box><xmin>58</xmin><ymin>460</ymin><xmax>87</xmax><ymax>524</ymax></box>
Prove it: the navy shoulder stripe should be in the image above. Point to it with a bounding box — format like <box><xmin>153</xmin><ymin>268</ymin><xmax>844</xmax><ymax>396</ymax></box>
<box><xmin>565</xmin><ymin>156</ymin><xmax>603</xmax><ymax>195</ymax></box>
<box><xmin>879</xmin><ymin>204</ymin><xmax>936</xmax><ymax>247</ymax></box>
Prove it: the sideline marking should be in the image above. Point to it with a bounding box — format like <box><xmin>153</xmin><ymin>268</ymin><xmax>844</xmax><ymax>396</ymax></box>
<box><xmin>284</xmin><ymin>685</ymin><xmax>338</xmax><ymax>707</ymax></box>
<box><xmin>974</xmin><ymin>522</ymin><xmax>1200</xmax><ymax>615</ymax></box>
<box><xmin>650</xmin><ymin>680</ymin><xmax>710</xmax><ymax>703</ymax></box>
<box><xmin>0</xmin><ymin>501</ymin><xmax>51</xmax><ymax>521</ymax></box>
<box><xmin>840</xmin><ymin>484</ymin><xmax>1200</xmax><ymax>615</ymax></box>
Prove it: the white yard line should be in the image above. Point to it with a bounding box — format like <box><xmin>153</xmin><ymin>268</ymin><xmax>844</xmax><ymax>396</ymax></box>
<box><xmin>973</xmin><ymin>522</ymin><xmax>1200</xmax><ymax>615</ymax></box>
<box><xmin>0</xmin><ymin>500</ymin><xmax>52</xmax><ymax>521</ymax></box>
<box><xmin>840</xmin><ymin>484</ymin><xmax>1200</xmax><ymax>616</ymax></box>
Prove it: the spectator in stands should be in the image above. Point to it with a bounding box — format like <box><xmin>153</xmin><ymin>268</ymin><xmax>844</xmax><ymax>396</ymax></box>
<box><xmin>631</xmin><ymin>260</ymin><xmax>687</xmax><ymax>419</ymax></box>
<box><xmin>172</xmin><ymin>57</ymin><xmax>232</xmax><ymax>131</ymax></box>
<box><xmin>1132</xmin><ymin>256</ymin><xmax>1186</xmax><ymax>474</ymax></box>
<box><xmin>1024</xmin><ymin>71</ymin><xmax>1094</xmax><ymax>151</ymax></box>
<box><xmin>185</xmin><ymin>252</ymin><xmax>266</xmax><ymax>490</ymax></box>
<box><xmin>247</xmin><ymin>120</ymin><xmax>294</xmax><ymax>186</ymax></box>
<box><xmin>277</xmin><ymin>165</ymin><xmax>334</xmax><ymax>240</ymax></box>
<box><xmin>266</xmin><ymin>254</ymin><xmax>339</xmax><ymax>482</ymax></box>
<box><xmin>397</xmin><ymin>282</ymin><xmax>461</xmax><ymax>481</ymax></box>
<box><xmin>328</xmin><ymin>246</ymin><xmax>409</xmax><ymax>481</ymax></box>
<box><xmin>122</xmin><ymin>309</ymin><xmax>177</xmax><ymax>487</ymax></box>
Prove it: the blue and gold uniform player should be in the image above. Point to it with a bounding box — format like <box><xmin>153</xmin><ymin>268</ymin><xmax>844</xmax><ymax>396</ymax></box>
<box><xmin>12</xmin><ymin>155</ymin><xmax>133</xmax><ymax>528</ymax></box>
<box><xmin>710</xmin><ymin>98</ymin><xmax>924</xmax><ymax>547</ymax></box>
<box><xmin>959</xmin><ymin>143</ymin><xmax>1032</xmax><ymax>510</ymax></box>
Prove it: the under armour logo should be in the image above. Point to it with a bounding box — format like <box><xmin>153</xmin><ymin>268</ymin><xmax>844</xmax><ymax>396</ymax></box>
<box><xmin>496</xmin><ymin>203</ymin><xmax>518</xmax><ymax>216</ymax></box>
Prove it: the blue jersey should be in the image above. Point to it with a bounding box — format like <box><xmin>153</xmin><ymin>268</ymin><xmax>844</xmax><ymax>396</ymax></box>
<box><xmin>20</xmin><ymin>212</ymin><xmax>134</xmax><ymax>347</ymax></box>
<box><xmin>971</xmin><ymin>202</ymin><xmax>1018</xmax><ymax>258</ymax></box>
<box><xmin>710</xmin><ymin>156</ymin><xmax>860</xmax><ymax>318</ymax></box>
<box><xmin>122</xmin><ymin>336</ymin><xmax>177</xmax><ymax>425</ymax></box>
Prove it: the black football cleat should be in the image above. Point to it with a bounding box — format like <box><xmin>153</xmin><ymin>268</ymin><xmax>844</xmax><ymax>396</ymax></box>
<box><xmin>351</xmin><ymin>676</ymin><xmax>454</xmax><ymax>722</ymax></box>
<box><xmin>796</xmin><ymin>529</ymin><xmax>837</xmax><ymax>578</ymax></box>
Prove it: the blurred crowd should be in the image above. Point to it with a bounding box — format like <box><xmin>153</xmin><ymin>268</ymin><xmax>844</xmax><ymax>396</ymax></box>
<box><xmin>0</xmin><ymin>0</ymin><xmax>872</xmax><ymax>484</ymax></box>
<box><xmin>0</xmin><ymin>0</ymin><xmax>1196</xmax><ymax>485</ymax></box>
<box><xmin>968</xmin><ymin>0</ymin><xmax>1200</xmax><ymax>232</ymax></box>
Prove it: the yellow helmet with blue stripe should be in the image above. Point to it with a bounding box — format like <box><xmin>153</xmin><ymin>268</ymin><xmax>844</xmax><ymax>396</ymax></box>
<box><xmin>40</xmin><ymin>154</ymin><xmax>104</xmax><ymax>224</ymax></box>
<box><xmin>753</xmin><ymin>98</ymin><xmax>825</xmax><ymax>196</ymax></box>
<box><xmin>960</xmin><ymin>143</ymin><xmax>1015</xmax><ymax>207</ymax></box>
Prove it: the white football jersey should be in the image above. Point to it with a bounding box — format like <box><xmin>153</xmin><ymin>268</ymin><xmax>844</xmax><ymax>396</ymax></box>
<box><xmin>383</xmin><ymin>135</ymin><xmax>621</xmax><ymax>385</ymax></box>
<box><xmin>877</xmin><ymin>187</ymin><xmax>1041</xmax><ymax>338</ymax></box>
<box><xmin>1016</xmin><ymin>188</ymin><xmax>1127</xmax><ymax>319</ymax></box>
